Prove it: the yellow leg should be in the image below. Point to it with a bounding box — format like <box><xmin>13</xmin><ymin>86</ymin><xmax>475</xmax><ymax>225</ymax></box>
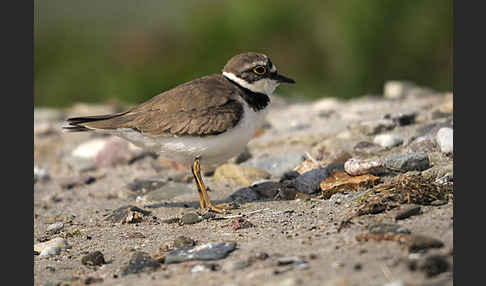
<box><xmin>191</xmin><ymin>157</ymin><xmax>227</xmax><ymax>213</ymax></box>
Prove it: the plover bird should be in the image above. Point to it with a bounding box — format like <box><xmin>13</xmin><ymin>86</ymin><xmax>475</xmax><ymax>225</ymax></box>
<box><xmin>63</xmin><ymin>52</ymin><xmax>295</xmax><ymax>213</ymax></box>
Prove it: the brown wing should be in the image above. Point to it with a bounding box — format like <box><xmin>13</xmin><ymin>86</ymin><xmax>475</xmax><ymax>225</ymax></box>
<box><xmin>64</xmin><ymin>75</ymin><xmax>244</xmax><ymax>137</ymax></box>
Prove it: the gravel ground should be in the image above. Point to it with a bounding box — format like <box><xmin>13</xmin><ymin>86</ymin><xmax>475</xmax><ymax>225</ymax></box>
<box><xmin>34</xmin><ymin>81</ymin><xmax>453</xmax><ymax>286</ymax></box>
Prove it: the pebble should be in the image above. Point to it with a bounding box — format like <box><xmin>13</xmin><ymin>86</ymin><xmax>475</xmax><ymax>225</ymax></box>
<box><xmin>213</xmin><ymin>163</ymin><xmax>271</xmax><ymax>186</ymax></box>
<box><xmin>416</xmin><ymin>255</ymin><xmax>450</xmax><ymax>277</ymax></box>
<box><xmin>264</xmin><ymin>277</ymin><xmax>302</xmax><ymax>286</ymax></box>
<box><xmin>94</xmin><ymin>136</ymin><xmax>144</xmax><ymax>168</ymax></box>
<box><xmin>164</xmin><ymin>242</ymin><xmax>237</xmax><ymax>264</ymax></box>
<box><xmin>280</xmin><ymin>170</ymin><xmax>301</xmax><ymax>181</ymax></box>
<box><xmin>394</xmin><ymin>205</ymin><xmax>421</xmax><ymax>220</ymax></box>
<box><xmin>373</xmin><ymin>134</ymin><xmax>403</xmax><ymax>148</ymax></box>
<box><xmin>179</xmin><ymin>213</ymin><xmax>203</xmax><ymax>225</ymax></box>
<box><xmin>383</xmin><ymin>281</ymin><xmax>407</xmax><ymax>286</ymax></box>
<box><xmin>59</xmin><ymin>174</ymin><xmax>97</xmax><ymax>189</ymax></box>
<box><xmin>384</xmin><ymin>112</ymin><xmax>417</xmax><ymax>126</ymax></box>
<box><xmin>292</xmin><ymin>168</ymin><xmax>330</xmax><ymax>194</ymax></box>
<box><xmin>407</xmin><ymin>235</ymin><xmax>444</xmax><ymax>253</ymax></box>
<box><xmin>250</xmin><ymin>181</ymin><xmax>282</xmax><ymax>199</ymax></box>
<box><xmin>228</xmin><ymin>217</ymin><xmax>254</xmax><ymax>230</ymax></box>
<box><xmin>39</xmin><ymin>246</ymin><xmax>61</xmax><ymax>258</ymax></box>
<box><xmin>121</xmin><ymin>251</ymin><xmax>160</xmax><ymax>276</ymax></box>
<box><xmin>436</xmin><ymin>127</ymin><xmax>453</xmax><ymax>154</ymax></box>
<box><xmin>46</xmin><ymin>222</ymin><xmax>64</xmax><ymax>234</ymax></box>
<box><xmin>34</xmin><ymin>165</ymin><xmax>50</xmax><ymax>183</ymax></box>
<box><xmin>277</xmin><ymin>256</ymin><xmax>307</xmax><ymax>267</ymax></box>
<box><xmin>384</xmin><ymin>81</ymin><xmax>416</xmax><ymax>99</ymax></box>
<box><xmin>229</xmin><ymin>186</ymin><xmax>261</xmax><ymax>204</ymax></box>
<box><xmin>66</xmin><ymin>137</ymin><xmax>147</xmax><ymax>170</ymax></box>
<box><xmin>383</xmin><ymin>81</ymin><xmax>432</xmax><ymax>99</ymax></box>
<box><xmin>421</xmin><ymin>163</ymin><xmax>453</xmax><ymax>181</ymax></box>
<box><xmin>406</xmin><ymin>135</ymin><xmax>438</xmax><ymax>153</ymax></box>
<box><xmin>232</xmin><ymin>147</ymin><xmax>253</xmax><ymax>164</ymax></box>
<box><xmin>246</xmin><ymin>180</ymin><xmax>299</xmax><ymax>201</ymax></box>
<box><xmin>104</xmin><ymin>205</ymin><xmax>151</xmax><ymax>224</ymax></box>
<box><xmin>35</xmin><ymin>237</ymin><xmax>70</xmax><ymax>253</ymax></box>
<box><xmin>368</xmin><ymin>223</ymin><xmax>410</xmax><ymax>234</ymax></box>
<box><xmin>35</xmin><ymin>237</ymin><xmax>71</xmax><ymax>258</ymax></box>
<box><xmin>344</xmin><ymin>158</ymin><xmax>386</xmax><ymax>176</ymax></box>
<box><xmin>383</xmin><ymin>152</ymin><xmax>430</xmax><ymax>172</ymax></box>
<box><xmin>191</xmin><ymin>263</ymin><xmax>219</xmax><ymax>273</ymax></box>
<box><xmin>435</xmin><ymin>173</ymin><xmax>453</xmax><ymax>185</ymax></box>
<box><xmin>71</xmin><ymin>138</ymin><xmax>108</xmax><ymax>159</ymax></box>
<box><xmin>81</xmin><ymin>251</ymin><xmax>106</xmax><ymax>266</ymax></box>
<box><xmin>430</xmin><ymin>199</ymin><xmax>449</xmax><ymax>206</ymax></box>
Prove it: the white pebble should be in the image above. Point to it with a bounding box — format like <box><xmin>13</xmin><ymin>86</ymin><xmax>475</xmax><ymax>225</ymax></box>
<box><xmin>46</xmin><ymin>222</ymin><xmax>64</xmax><ymax>233</ymax></box>
<box><xmin>34</xmin><ymin>166</ymin><xmax>50</xmax><ymax>181</ymax></box>
<box><xmin>71</xmin><ymin>138</ymin><xmax>107</xmax><ymax>159</ymax></box>
<box><xmin>34</xmin><ymin>237</ymin><xmax>71</xmax><ymax>254</ymax></box>
<box><xmin>383</xmin><ymin>281</ymin><xmax>406</xmax><ymax>286</ymax></box>
<box><xmin>39</xmin><ymin>246</ymin><xmax>61</xmax><ymax>258</ymax></box>
<box><xmin>384</xmin><ymin>81</ymin><xmax>414</xmax><ymax>99</ymax></box>
<box><xmin>436</xmin><ymin>127</ymin><xmax>453</xmax><ymax>154</ymax></box>
<box><xmin>373</xmin><ymin>134</ymin><xmax>403</xmax><ymax>148</ymax></box>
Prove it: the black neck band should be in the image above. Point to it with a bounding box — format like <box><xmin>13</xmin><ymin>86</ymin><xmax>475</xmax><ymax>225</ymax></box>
<box><xmin>224</xmin><ymin>77</ymin><xmax>270</xmax><ymax>112</ymax></box>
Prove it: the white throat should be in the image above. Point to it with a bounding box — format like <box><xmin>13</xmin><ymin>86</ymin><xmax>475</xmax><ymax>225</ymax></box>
<box><xmin>223</xmin><ymin>72</ymin><xmax>279</xmax><ymax>95</ymax></box>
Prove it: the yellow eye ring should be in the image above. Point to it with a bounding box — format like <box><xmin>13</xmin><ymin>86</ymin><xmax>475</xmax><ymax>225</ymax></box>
<box><xmin>253</xmin><ymin>66</ymin><xmax>266</xmax><ymax>75</ymax></box>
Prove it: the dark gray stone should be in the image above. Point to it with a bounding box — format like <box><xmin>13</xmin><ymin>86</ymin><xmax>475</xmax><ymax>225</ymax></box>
<box><xmin>292</xmin><ymin>168</ymin><xmax>330</xmax><ymax>194</ymax></box>
<box><xmin>384</xmin><ymin>152</ymin><xmax>430</xmax><ymax>172</ymax></box>
<box><xmin>81</xmin><ymin>251</ymin><xmax>106</xmax><ymax>266</ymax></box>
<box><xmin>408</xmin><ymin>235</ymin><xmax>444</xmax><ymax>253</ymax></box>
<box><xmin>418</xmin><ymin>255</ymin><xmax>450</xmax><ymax>277</ymax></box>
<box><xmin>250</xmin><ymin>181</ymin><xmax>283</xmax><ymax>198</ymax></box>
<box><xmin>279</xmin><ymin>170</ymin><xmax>300</xmax><ymax>182</ymax></box>
<box><xmin>121</xmin><ymin>251</ymin><xmax>160</xmax><ymax>276</ymax></box>
<box><xmin>165</xmin><ymin>242</ymin><xmax>237</xmax><ymax>264</ymax></box>
<box><xmin>384</xmin><ymin>112</ymin><xmax>417</xmax><ymax>126</ymax></box>
<box><xmin>394</xmin><ymin>205</ymin><xmax>421</xmax><ymax>220</ymax></box>
<box><xmin>229</xmin><ymin>187</ymin><xmax>261</xmax><ymax>203</ymax></box>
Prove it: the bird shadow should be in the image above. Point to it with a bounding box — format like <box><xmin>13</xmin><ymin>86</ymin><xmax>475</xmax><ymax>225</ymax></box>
<box><xmin>141</xmin><ymin>181</ymin><xmax>294</xmax><ymax>211</ymax></box>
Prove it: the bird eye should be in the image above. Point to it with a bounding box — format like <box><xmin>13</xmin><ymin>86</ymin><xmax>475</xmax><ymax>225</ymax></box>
<box><xmin>253</xmin><ymin>66</ymin><xmax>266</xmax><ymax>75</ymax></box>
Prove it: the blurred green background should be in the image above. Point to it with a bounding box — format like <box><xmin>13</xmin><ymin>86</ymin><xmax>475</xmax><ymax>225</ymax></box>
<box><xmin>34</xmin><ymin>0</ymin><xmax>453</xmax><ymax>107</ymax></box>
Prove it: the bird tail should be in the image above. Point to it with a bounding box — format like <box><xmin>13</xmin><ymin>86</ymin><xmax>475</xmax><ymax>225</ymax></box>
<box><xmin>61</xmin><ymin>112</ymin><xmax>127</xmax><ymax>132</ymax></box>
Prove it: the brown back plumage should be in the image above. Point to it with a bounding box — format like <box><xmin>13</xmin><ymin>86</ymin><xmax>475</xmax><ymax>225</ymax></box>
<box><xmin>63</xmin><ymin>75</ymin><xmax>244</xmax><ymax>137</ymax></box>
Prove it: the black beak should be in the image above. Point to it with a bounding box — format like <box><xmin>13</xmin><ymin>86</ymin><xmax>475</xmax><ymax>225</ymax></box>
<box><xmin>271</xmin><ymin>72</ymin><xmax>296</xmax><ymax>84</ymax></box>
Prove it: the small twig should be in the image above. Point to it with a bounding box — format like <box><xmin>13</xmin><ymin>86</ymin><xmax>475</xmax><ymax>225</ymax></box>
<box><xmin>219</xmin><ymin>208</ymin><xmax>269</xmax><ymax>219</ymax></box>
<box><xmin>380</xmin><ymin>263</ymin><xmax>393</xmax><ymax>282</ymax></box>
<box><xmin>305</xmin><ymin>151</ymin><xmax>321</xmax><ymax>166</ymax></box>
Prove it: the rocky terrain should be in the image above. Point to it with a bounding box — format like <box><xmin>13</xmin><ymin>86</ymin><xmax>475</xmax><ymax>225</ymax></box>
<box><xmin>34</xmin><ymin>81</ymin><xmax>453</xmax><ymax>286</ymax></box>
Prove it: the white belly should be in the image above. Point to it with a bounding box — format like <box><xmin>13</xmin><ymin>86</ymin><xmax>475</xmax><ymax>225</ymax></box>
<box><xmin>112</xmin><ymin>104</ymin><xmax>268</xmax><ymax>169</ymax></box>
